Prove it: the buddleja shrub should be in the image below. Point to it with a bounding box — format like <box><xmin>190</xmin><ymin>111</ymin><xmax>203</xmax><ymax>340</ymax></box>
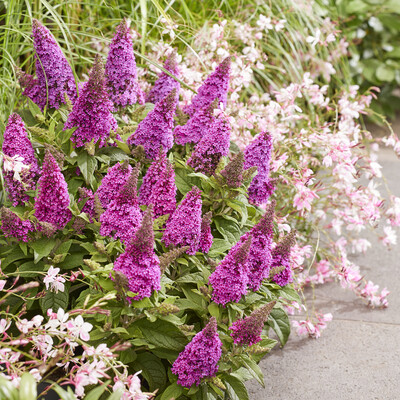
<box><xmin>0</xmin><ymin>19</ymin><xmax>299</xmax><ymax>399</ymax></box>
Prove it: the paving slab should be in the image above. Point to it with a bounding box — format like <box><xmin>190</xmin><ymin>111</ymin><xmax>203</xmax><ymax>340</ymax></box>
<box><xmin>248</xmin><ymin>147</ymin><xmax>400</xmax><ymax>399</ymax></box>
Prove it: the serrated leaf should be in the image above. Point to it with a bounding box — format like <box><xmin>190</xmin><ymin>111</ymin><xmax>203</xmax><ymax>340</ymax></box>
<box><xmin>267</xmin><ymin>307</ymin><xmax>290</xmax><ymax>346</ymax></box>
<box><xmin>208</xmin><ymin>238</ymin><xmax>232</xmax><ymax>258</ymax></box>
<box><xmin>224</xmin><ymin>375</ymin><xmax>250</xmax><ymax>400</ymax></box>
<box><xmin>134</xmin><ymin>352</ymin><xmax>167</xmax><ymax>392</ymax></box>
<box><xmin>40</xmin><ymin>289</ymin><xmax>69</xmax><ymax>314</ymax></box>
<box><xmin>135</xmin><ymin>319</ymin><xmax>188</xmax><ymax>351</ymax></box>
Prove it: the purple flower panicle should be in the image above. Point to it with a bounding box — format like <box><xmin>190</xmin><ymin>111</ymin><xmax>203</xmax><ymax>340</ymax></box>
<box><xmin>127</xmin><ymin>89</ymin><xmax>177</xmax><ymax>159</ymax></box>
<box><xmin>229</xmin><ymin>301</ymin><xmax>276</xmax><ymax>346</ymax></box>
<box><xmin>0</xmin><ymin>207</ymin><xmax>34</xmax><ymax>242</ymax></box>
<box><xmin>138</xmin><ymin>151</ymin><xmax>177</xmax><ymax>219</ymax></box>
<box><xmin>187</xmin><ymin>116</ymin><xmax>231</xmax><ymax>175</ymax></box>
<box><xmin>271</xmin><ymin>231</ymin><xmax>296</xmax><ymax>287</ymax></box>
<box><xmin>113</xmin><ymin>206</ymin><xmax>161</xmax><ymax>301</ymax></box>
<box><xmin>183</xmin><ymin>57</ymin><xmax>231</xmax><ymax>117</ymax></box>
<box><xmin>20</xmin><ymin>19</ymin><xmax>77</xmax><ymax>110</ymax></box>
<box><xmin>174</xmin><ymin>99</ymin><xmax>217</xmax><ymax>146</ymax></box>
<box><xmin>172</xmin><ymin>317</ymin><xmax>222</xmax><ymax>388</ymax></box>
<box><xmin>2</xmin><ymin>113</ymin><xmax>39</xmax><ymax>206</ymax></box>
<box><xmin>199</xmin><ymin>212</ymin><xmax>213</xmax><ymax>253</ymax></box>
<box><xmin>246</xmin><ymin>200</ymin><xmax>275</xmax><ymax>291</ymax></box>
<box><xmin>209</xmin><ymin>236</ymin><xmax>252</xmax><ymax>306</ymax></box>
<box><xmin>105</xmin><ymin>19</ymin><xmax>144</xmax><ymax>108</ymax></box>
<box><xmin>244</xmin><ymin>131</ymin><xmax>275</xmax><ymax>205</ymax></box>
<box><xmin>100</xmin><ymin>166</ymin><xmax>142</xmax><ymax>243</ymax></box>
<box><xmin>162</xmin><ymin>186</ymin><xmax>202</xmax><ymax>255</ymax></box>
<box><xmin>34</xmin><ymin>151</ymin><xmax>71</xmax><ymax>231</ymax></box>
<box><xmin>64</xmin><ymin>55</ymin><xmax>118</xmax><ymax>148</ymax></box>
<box><xmin>146</xmin><ymin>51</ymin><xmax>180</xmax><ymax>104</ymax></box>
<box><xmin>96</xmin><ymin>161</ymin><xmax>133</xmax><ymax>209</ymax></box>
<box><xmin>78</xmin><ymin>188</ymin><xmax>96</xmax><ymax>222</ymax></box>
<box><xmin>221</xmin><ymin>151</ymin><xmax>244</xmax><ymax>188</ymax></box>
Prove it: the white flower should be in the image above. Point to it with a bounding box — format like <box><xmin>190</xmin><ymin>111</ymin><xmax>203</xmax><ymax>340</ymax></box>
<box><xmin>256</xmin><ymin>14</ymin><xmax>273</xmax><ymax>31</ymax></box>
<box><xmin>275</xmin><ymin>19</ymin><xmax>286</xmax><ymax>32</ymax></box>
<box><xmin>67</xmin><ymin>315</ymin><xmax>93</xmax><ymax>341</ymax></box>
<box><xmin>306</xmin><ymin>29</ymin><xmax>321</xmax><ymax>47</ymax></box>
<box><xmin>368</xmin><ymin>16</ymin><xmax>383</xmax><ymax>32</ymax></box>
<box><xmin>2</xmin><ymin>154</ymin><xmax>30</xmax><ymax>182</ymax></box>
<box><xmin>43</xmin><ymin>266</ymin><xmax>65</xmax><ymax>294</ymax></box>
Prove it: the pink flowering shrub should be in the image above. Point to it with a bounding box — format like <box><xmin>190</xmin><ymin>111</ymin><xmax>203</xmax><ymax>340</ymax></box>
<box><xmin>1</xmin><ymin>3</ymin><xmax>399</xmax><ymax>398</ymax></box>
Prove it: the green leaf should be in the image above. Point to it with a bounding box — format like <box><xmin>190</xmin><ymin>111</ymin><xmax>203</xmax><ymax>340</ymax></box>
<box><xmin>107</xmin><ymin>389</ymin><xmax>124</xmax><ymax>400</ymax></box>
<box><xmin>115</xmin><ymin>140</ymin><xmax>131</xmax><ymax>154</ymax></box>
<box><xmin>17</xmin><ymin>373</ymin><xmax>37</xmax><ymax>400</ymax></box>
<box><xmin>240</xmin><ymin>355</ymin><xmax>265</xmax><ymax>387</ymax></box>
<box><xmin>40</xmin><ymin>289</ymin><xmax>69</xmax><ymax>314</ymax></box>
<box><xmin>135</xmin><ymin>319</ymin><xmax>188</xmax><ymax>351</ymax></box>
<box><xmin>159</xmin><ymin>382</ymin><xmax>184</xmax><ymax>400</ymax></box>
<box><xmin>376</xmin><ymin>63</ymin><xmax>396</xmax><ymax>82</ymax></box>
<box><xmin>208</xmin><ymin>238</ymin><xmax>232</xmax><ymax>258</ymax></box>
<box><xmin>85</xmin><ymin>382</ymin><xmax>110</xmax><ymax>400</ymax></box>
<box><xmin>134</xmin><ymin>352</ymin><xmax>167</xmax><ymax>392</ymax></box>
<box><xmin>224</xmin><ymin>375</ymin><xmax>250</xmax><ymax>400</ymax></box>
<box><xmin>18</xmin><ymin>261</ymin><xmax>44</xmax><ymax>278</ymax></box>
<box><xmin>1</xmin><ymin>247</ymin><xmax>28</xmax><ymax>269</ymax></box>
<box><xmin>0</xmin><ymin>376</ymin><xmax>18</xmax><ymax>400</ymax></box>
<box><xmin>267</xmin><ymin>307</ymin><xmax>290</xmax><ymax>346</ymax></box>
<box><xmin>174</xmin><ymin>168</ymin><xmax>193</xmax><ymax>194</ymax></box>
<box><xmin>30</xmin><ymin>238</ymin><xmax>57</xmax><ymax>263</ymax></box>
<box><xmin>208</xmin><ymin>303</ymin><xmax>220</xmax><ymax>319</ymax></box>
<box><xmin>77</xmin><ymin>151</ymin><xmax>97</xmax><ymax>185</ymax></box>
<box><xmin>52</xmin><ymin>385</ymin><xmax>77</xmax><ymax>400</ymax></box>
<box><xmin>278</xmin><ymin>284</ymin><xmax>301</xmax><ymax>303</ymax></box>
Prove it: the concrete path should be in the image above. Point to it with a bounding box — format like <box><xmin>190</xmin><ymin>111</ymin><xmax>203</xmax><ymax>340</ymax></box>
<box><xmin>248</xmin><ymin>147</ymin><xmax>400</xmax><ymax>400</ymax></box>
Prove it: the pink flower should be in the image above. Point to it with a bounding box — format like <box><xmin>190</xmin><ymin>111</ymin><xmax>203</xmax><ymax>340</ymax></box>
<box><xmin>67</xmin><ymin>315</ymin><xmax>93</xmax><ymax>341</ymax></box>
<box><xmin>43</xmin><ymin>266</ymin><xmax>65</xmax><ymax>293</ymax></box>
<box><xmin>0</xmin><ymin>319</ymin><xmax>11</xmax><ymax>334</ymax></box>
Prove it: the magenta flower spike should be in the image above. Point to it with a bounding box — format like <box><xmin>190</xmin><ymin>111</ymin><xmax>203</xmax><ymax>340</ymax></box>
<box><xmin>64</xmin><ymin>55</ymin><xmax>118</xmax><ymax>148</ymax></box>
<box><xmin>229</xmin><ymin>301</ymin><xmax>276</xmax><ymax>346</ymax></box>
<box><xmin>139</xmin><ymin>151</ymin><xmax>176</xmax><ymax>219</ymax></box>
<box><xmin>199</xmin><ymin>212</ymin><xmax>213</xmax><ymax>253</ymax></box>
<box><xmin>100</xmin><ymin>166</ymin><xmax>143</xmax><ymax>243</ymax></box>
<box><xmin>20</xmin><ymin>19</ymin><xmax>77</xmax><ymax>110</ymax></box>
<box><xmin>127</xmin><ymin>89</ymin><xmax>177</xmax><ymax>159</ymax></box>
<box><xmin>162</xmin><ymin>186</ymin><xmax>202</xmax><ymax>255</ymax></box>
<box><xmin>174</xmin><ymin>100</ymin><xmax>217</xmax><ymax>146</ymax></box>
<box><xmin>105</xmin><ymin>19</ymin><xmax>144</xmax><ymax>108</ymax></box>
<box><xmin>209</xmin><ymin>236</ymin><xmax>252</xmax><ymax>306</ymax></box>
<box><xmin>2</xmin><ymin>113</ymin><xmax>40</xmax><ymax>206</ymax></box>
<box><xmin>183</xmin><ymin>57</ymin><xmax>231</xmax><ymax>117</ymax></box>
<box><xmin>244</xmin><ymin>131</ymin><xmax>275</xmax><ymax>205</ymax></box>
<box><xmin>171</xmin><ymin>317</ymin><xmax>222</xmax><ymax>388</ymax></box>
<box><xmin>187</xmin><ymin>115</ymin><xmax>231</xmax><ymax>175</ymax></box>
<box><xmin>246</xmin><ymin>200</ymin><xmax>275</xmax><ymax>291</ymax></box>
<box><xmin>271</xmin><ymin>231</ymin><xmax>296</xmax><ymax>287</ymax></box>
<box><xmin>78</xmin><ymin>188</ymin><xmax>95</xmax><ymax>222</ymax></box>
<box><xmin>113</xmin><ymin>206</ymin><xmax>161</xmax><ymax>301</ymax></box>
<box><xmin>96</xmin><ymin>161</ymin><xmax>133</xmax><ymax>210</ymax></box>
<box><xmin>0</xmin><ymin>207</ymin><xmax>34</xmax><ymax>242</ymax></box>
<box><xmin>34</xmin><ymin>151</ymin><xmax>71</xmax><ymax>231</ymax></box>
<box><xmin>146</xmin><ymin>51</ymin><xmax>180</xmax><ymax>104</ymax></box>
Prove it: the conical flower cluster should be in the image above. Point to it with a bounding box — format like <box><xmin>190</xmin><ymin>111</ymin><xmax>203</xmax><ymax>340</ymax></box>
<box><xmin>0</xmin><ymin>207</ymin><xmax>34</xmax><ymax>242</ymax></box>
<box><xmin>221</xmin><ymin>151</ymin><xmax>244</xmax><ymax>188</ymax></box>
<box><xmin>146</xmin><ymin>51</ymin><xmax>180</xmax><ymax>104</ymax></box>
<box><xmin>174</xmin><ymin>99</ymin><xmax>217</xmax><ymax>146</ymax></box>
<box><xmin>64</xmin><ymin>55</ymin><xmax>118</xmax><ymax>148</ymax></box>
<box><xmin>209</xmin><ymin>236</ymin><xmax>252</xmax><ymax>306</ymax></box>
<box><xmin>34</xmin><ymin>151</ymin><xmax>71</xmax><ymax>231</ymax></box>
<box><xmin>171</xmin><ymin>317</ymin><xmax>222</xmax><ymax>388</ymax></box>
<box><xmin>105</xmin><ymin>19</ymin><xmax>144</xmax><ymax>108</ymax></box>
<box><xmin>127</xmin><ymin>89</ymin><xmax>177</xmax><ymax>159</ymax></box>
<box><xmin>19</xmin><ymin>19</ymin><xmax>77</xmax><ymax>110</ymax></box>
<box><xmin>234</xmin><ymin>200</ymin><xmax>275</xmax><ymax>292</ymax></box>
<box><xmin>244</xmin><ymin>132</ymin><xmax>275</xmax><ymax>205</ymax></box>
<box><xmin>96</xmin><ymin>161</ymin><xmax>132</xmax><ymax>209</ymax></box>
<box><xmin>139</xmin><ymin>152</ymin><xmax>177</xmax><ymax>219</ymax></box>
<box><xmin>113</xmin><ymin>206</ymin><xmax>161</xmax><ymax>301</ymax></box>
<box><xmin>271</xmin><ymin>231</ymin><xmax>296</xmax><ymax>287</ymax></box>
<box><xmin>183</xmin><ymin>57</ymin><xmax>231</xmax><ymax>117</ymax></box>
<box><xmin>199</xmin><ymin>212</ymin><xmax>213</xmax><ymax>253</ymax></box>
<box><xmin>100</xmin><ymin>166</ymin><xmax>143</xmax><ymax>243</ymax></box>
<box><xmin>229</xmin><ymin>301</ymin><xmax>276</xmax><ymax>346</ymax></box>
<box><xmin>2</xmin><ymin>113</ymin><xmax>40</xmax><ymax>206</ymax></box>
<box><xmin>187</xmin><ymin>115</ymin><xmax>231</xmax><ymax>175</ymax></box>
<box><xmin>162</xmin><ymin>186</ymin><xmax>202</xmax><ymax>255</ymax></box>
